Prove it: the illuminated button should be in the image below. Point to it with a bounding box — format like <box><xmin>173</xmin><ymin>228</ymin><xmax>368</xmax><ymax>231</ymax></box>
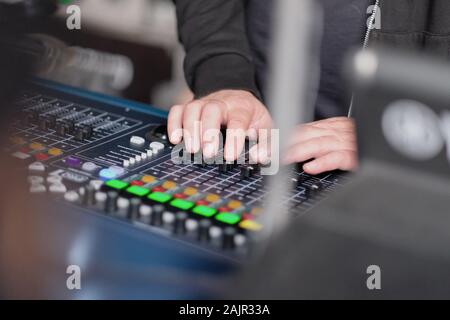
<box><xmin>162</xmin><ymin>181</ymin><xmax>177</xmax><ymax>190</ymax></box>
<box><xmin>135</xmin><ymin>155</ymin><xmax>142</xmax><ymax>163</ymax></box>
<box><xmin>183</xmin><ymin>187</ymin><xmax>198</xmax><ymax>196</ymax></box>
<box><xmin>170</xmin><ymin>199</ymin><xmax>195</xmax><ymax>211</ymax></box>
<box><xmin>228</xmin><ymin>200</ymin><xmax>242</xmax><ymax>210</ymax></box>
<box><xmin>152</xmin><ymin>186</ymin><xmax>165</xmax><ymax>193</ymax></box>
<box><xmin>148</xmin><ymin>192</ymin><xmax>172</xmax><ymax>204</ymax></box>
<box><xmin>242</xmin><ymin>213</ymin><xmax>254</xmax><ymax>221</ymax></box>
<box><xmin>105</xmin><ymin>180</ymin><xmax>129</xmax><ymax>191</ymax></box>
<box><xmin>141</xmin><ymin>175</ymin><xmax>156</xmax><ymax>184</ymax></box>
<box><xmin>239</xmin><ymin>220</ymin><xmax>263</xmax><ymax>231</ymax></box>
<box><xmin>48</xmin><ymin>148</ymin><xmax>63</xmax><ymax>156</ymax></box>
<box><xmin>173</xmin><ymin>193</ymin><xmax>187</xmax><ymax>199</ymax></box>
<box><xmin>126</xmin><ymin>185</ymin><xmax>149</xmax><ymax>197</ymax></box>
<box><xmin>215</xmin><ymin>213</ymin><xmax>241</xmax><ymax>225</ymax></box>
<box><xmin>146</xmin><ymin>149</ymin><xmax>153</xmax><ymax>157</ymax></box>
<box><xmin>65</xmin><ymin>156</ymin><xmax>82</xmax><ymax>168</ymax></box>
<box><xmin>123</xmin><ymin>159</ymin><xmax>130</xmax><ymax>168</ymax></box>
<box><xmin>196</xmin><ymin>200</ymin><xmax>209</xmax><ymax>206</ymax></box>
<box><xmin>206</xmin><ymin>194</ymin><xmax>220</xmax><ymax>203</ymax></box>
<box><xmin>130</xmin><ymin>136</ymin><xmax>145</xmax><ymax>147</ymax></box>
<box><xmin>34</xmin><ymin>153</ymin><xmax>49</xmax><ymax>161</ymax></box>
<box><xmin>193</xmin><ymin>206</ymin><xmax>217</xmax><ymax>218</ymax></box>
<box><xmin>130</xmin><ymin>180</ymin><xmax>144</xmax><ymax>186</ymax></box>
<box><xmin>30</xmin><ymin>142</ymin><xmax>45</xmax><ymax>151</ymax></box>
<box><xmin>110</xmin><ymin>166</ymin><xmax>125</xmax><ymax>176</ymax></box>
<box><xmin>99</xmin><ymin>169</ymin><xmax>117</xmax><ymax>180</ymax></box>
<box><xmin>218</xmin><ymin>207</ymin><xmax>230</xmax><ymax>213</ymax></box>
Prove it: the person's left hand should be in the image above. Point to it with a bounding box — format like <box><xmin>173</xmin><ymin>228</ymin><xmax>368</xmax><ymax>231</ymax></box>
<box><xmin>283</xmin><ymin>117</ymin><xmax>358</xmax><ymax>175</ymax></box>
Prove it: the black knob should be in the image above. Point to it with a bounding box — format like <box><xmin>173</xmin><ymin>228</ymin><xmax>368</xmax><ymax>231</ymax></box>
<box><xmin>82</xmin><ymin>126</ymin><xmax>93</xmax><ymax>139</ymax></box>
<box><xmin>38</xmin><ymin>117</ymin><xmax>50</xmax><ymax>131</ymax></box>
<box><xmin>174</xmin><ymin>212</ymin><xmax>188</xmax><ymax>235</ymax></box>
<box><xmin>223</xmin><ymin>227</ymin><xmax>237</xmax><ymax>250</ymax></box>
<box><xmin>75</xmin><ymin>129</ymin><xmax>84</xmax><ymax>142</ymax></box>
<box><xmin>198</xmin><ymin>219</ymin><xmax>212</xmax><ymax>242</ymax></box>
<box><xmin>55</xmin><ymin>122</ymin><xmax>67</xmax><ymax>136</ymax></box>
<box><xmin>81</xmin><ymin>185</ymin><xmax>96</xmax><ymax>206</ymax></box>
<box><xmin>105</xmin><ymin>191</ymin><xmax>119</xmax><ymax>213</ymax></box>
<box><xmin>129</xmin><ymin>198</ymin><xmax>142</xmax><ymax>219</ymax></box>
<box><xmin>151</xmin><ymin>205</ymin><xmax>164</xmax><ymax>226</ymax></box>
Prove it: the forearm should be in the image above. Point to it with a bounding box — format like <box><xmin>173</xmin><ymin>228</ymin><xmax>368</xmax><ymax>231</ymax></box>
<box><xmin>174</xmin><ymin>0</ymin><xmax>261</xmax><ymax>99</ymax></box>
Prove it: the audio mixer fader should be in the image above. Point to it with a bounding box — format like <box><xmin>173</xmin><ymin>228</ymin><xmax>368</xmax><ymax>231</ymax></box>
<box><xmin>6</xmin><ymin>81</ymin><xmax>348</xmax><ymax>259</ymax></box>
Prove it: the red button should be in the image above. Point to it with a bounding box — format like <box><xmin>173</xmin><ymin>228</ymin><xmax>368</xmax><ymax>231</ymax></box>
<box><xmin>20</xmin><ymin>147</ymin><xmax>31</xmax><ymax>154</ymax></box>
<box><xmin>152</xmin><ymin>186</ymin><xmax>165</xmax><ymax>193</ymax></box>
<box><xmin>130</xmin><ymin>180</ymin><xmax>144</xmax><ymax>186</ymax></box>
<box><xmin>173</xmin><ymin>193</ymin><xmax>187</xmax><ymax>199</ymax></box>
<box><xmin>242</xmin><ymin>213</ymin><xmax>254</xmax><ymax>221</ymax></box>
<box><xmin>218</xmin><ymin>207</ymin><xmax>230</xmax><ymax>213</ymax></box>
<box><xmin>34</xmin><ymin>153</ymin><xmax>49</xmax><ymax>161</ymax></box>
<box><xmin>196</xmin><ymin>200</ymin><xmax>209</xmax><ymax>206</ymax></box>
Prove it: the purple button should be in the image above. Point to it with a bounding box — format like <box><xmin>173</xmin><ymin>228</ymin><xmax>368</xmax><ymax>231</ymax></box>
<box><xmin>65</xmin><ymin>156</ymin><xmax>82</xmax><ymax>168</ymax></box>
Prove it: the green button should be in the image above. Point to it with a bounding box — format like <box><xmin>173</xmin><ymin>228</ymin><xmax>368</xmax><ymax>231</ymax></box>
<box><xmin>192</xmin><ymin>205</ymin><xmax>217</xmax><ymax>218</ymax></box>
<box><xmin>105</xmin><ymin>180</ymin><xmax>129</xmax><ymax>190</ymax></box>
<box><xmin>215</xmin><ymin>213</ymin><xmax>241</xmax><ymax>225</ymax></box>
<box><xmin>170</xmin><ymin>199</ymin><xmax>194</xmax><ymax>210</ymax></box>
<box><xmin>148</xmin><ymin>192</ymin><xmax>172</xmax><ymax>204</ymax></box>
<box><xmin>126</xmin><ymin>185</ymin><xmax>149</xmax><ymax>197</ymax></box>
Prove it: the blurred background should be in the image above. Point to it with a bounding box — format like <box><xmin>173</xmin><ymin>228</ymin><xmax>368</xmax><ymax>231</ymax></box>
<box><xmin>37</xmin><ymin>0</ymin><xmax>193</xmax><ymax>110</ymax></box>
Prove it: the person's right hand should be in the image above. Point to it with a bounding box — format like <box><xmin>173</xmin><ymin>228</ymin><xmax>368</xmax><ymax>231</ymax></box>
<box><xmin>168</xmin><ymin>89</ymin><xmax>273</xmax><ymax>161</ymax></box>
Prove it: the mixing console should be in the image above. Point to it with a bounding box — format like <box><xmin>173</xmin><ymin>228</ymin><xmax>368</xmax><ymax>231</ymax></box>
<box><xmin>6</xmin><ymin>81</ymin><xmax>349</xmax><ymax>259</ymax></box>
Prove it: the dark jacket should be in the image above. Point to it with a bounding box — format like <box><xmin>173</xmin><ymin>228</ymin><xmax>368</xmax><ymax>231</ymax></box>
<box><xmin>174</xmin><ymin>0</ymin><xmax>450</xmax><ymax>116</ymax></box>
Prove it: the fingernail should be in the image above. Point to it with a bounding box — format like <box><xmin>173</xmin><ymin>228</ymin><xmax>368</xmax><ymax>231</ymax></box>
<box><xmin>203</xmin><ymin>143</ymin><xmax>215</xmax><ymax>158</ymax></box>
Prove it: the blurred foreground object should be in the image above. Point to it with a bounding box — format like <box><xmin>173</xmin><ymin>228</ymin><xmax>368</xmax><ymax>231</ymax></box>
<box><xmin>232</xmin><ymin>49</ymin><xmax>450</xmax><ymax>299</ymax></box>
<box><xmin>31</xmin><ymin>34</ymin><xmax>134</xmax><ymax>95</ymax></box>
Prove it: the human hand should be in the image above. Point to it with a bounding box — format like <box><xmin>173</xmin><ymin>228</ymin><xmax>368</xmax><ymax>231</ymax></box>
<box><xmin>168</xmin><ymin>89</ymin><xmax>273</xmax><ymax>161</ymax></box>
<box><xmin>283</xmin><ymin>117</ymin><xmax>358</xmax><ymax>175</ymax></box>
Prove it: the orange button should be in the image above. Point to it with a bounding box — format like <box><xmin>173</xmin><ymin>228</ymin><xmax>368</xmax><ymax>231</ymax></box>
<box><xmin>48</xmin><ymin>148</ymin><xmax>63</xmax><ymax>156</ymax></box>
<box><xmin>30</xmin><ymin>142</ymin><xmax>45</xmax><ymax>151</ymax></box>
<box><xmin>228</xmin><ymin>200</ymin><xmax>242</xmax><ymax>210</ymax></box>
<box><xmin>239</xmin><ymin>220</ymin><xmax>263</xmax><ymax>231</ymax></box>
<box><xmin>141</xmin><ymin>175</ymin><xmax>156</xmax><ymax>184</ymax></box>
<box><xmin>183</xmin><ymin>187</ymin><xmax>198</xmax><ymax>196</ymax></box>
<box><xmin>206</xmin><ymin>194</ymin><xmax>220</xmax><ymax>203</ymax></box>
<box><xmin>162</xmin><ymin>181</ymin><xmax>177</xmax><ymax>190</ymax></box>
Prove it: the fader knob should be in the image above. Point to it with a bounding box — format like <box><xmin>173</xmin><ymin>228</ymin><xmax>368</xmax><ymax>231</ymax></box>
<box><xmin>151</xmin><ymin>205</ymin><xmax>164</xmax><ymax>226</ymax></box>
<box><xmin>174</xmin><ymin>212</ymin><xmax>188</xmax><ymax>234</ymax></box>
<box><xmin>83</xmin><ymin>185</ymin><xmax>96</xmax><ymax>206</ymax></box>
<box><xmin>222</xmin><ymin>227</ymin><xmax>237</xmax><ymax>250</ymax></box>
<box><xmin>198</xmin><ymin>219</ymin><xmax>212</xmax><ymax>242</ymax></box>
<box><xmin>105</xmin><ymin>191</ymin><xmax>119</xmax><ymax>213</ymax></box>
<box><xmin>129</xmin><ymin>198</ymin><xmax>142</xmax><ymax>219</ymax></box>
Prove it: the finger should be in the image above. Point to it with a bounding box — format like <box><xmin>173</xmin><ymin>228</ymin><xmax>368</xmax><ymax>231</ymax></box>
<box><xmin>167</xmin><ymin>104</ymin><xmax>184</xmax><ymax>144</ymax></box>
<box><xmin>224</xmin><ymin>108</ymin><xmax>252</xmax><ymax>161</ymax></box>
<box><xmin>201</xmin><ymin>102</ymin><xmax>224</xmax><ymax>159</ymax></box>
<box><xmin>283</xmin><ymin>135</ymin><xmax>348</xmax><ymax>164</ymax></box>
<box><xmin>183</xmin><ymin>101</ymin><xmax>204</xmax><ymax>153</ymax></box>
<box><xmin>303</xmin><ymin>150</ymin><xmax>358</xmax><ymax>175</ymax></box>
